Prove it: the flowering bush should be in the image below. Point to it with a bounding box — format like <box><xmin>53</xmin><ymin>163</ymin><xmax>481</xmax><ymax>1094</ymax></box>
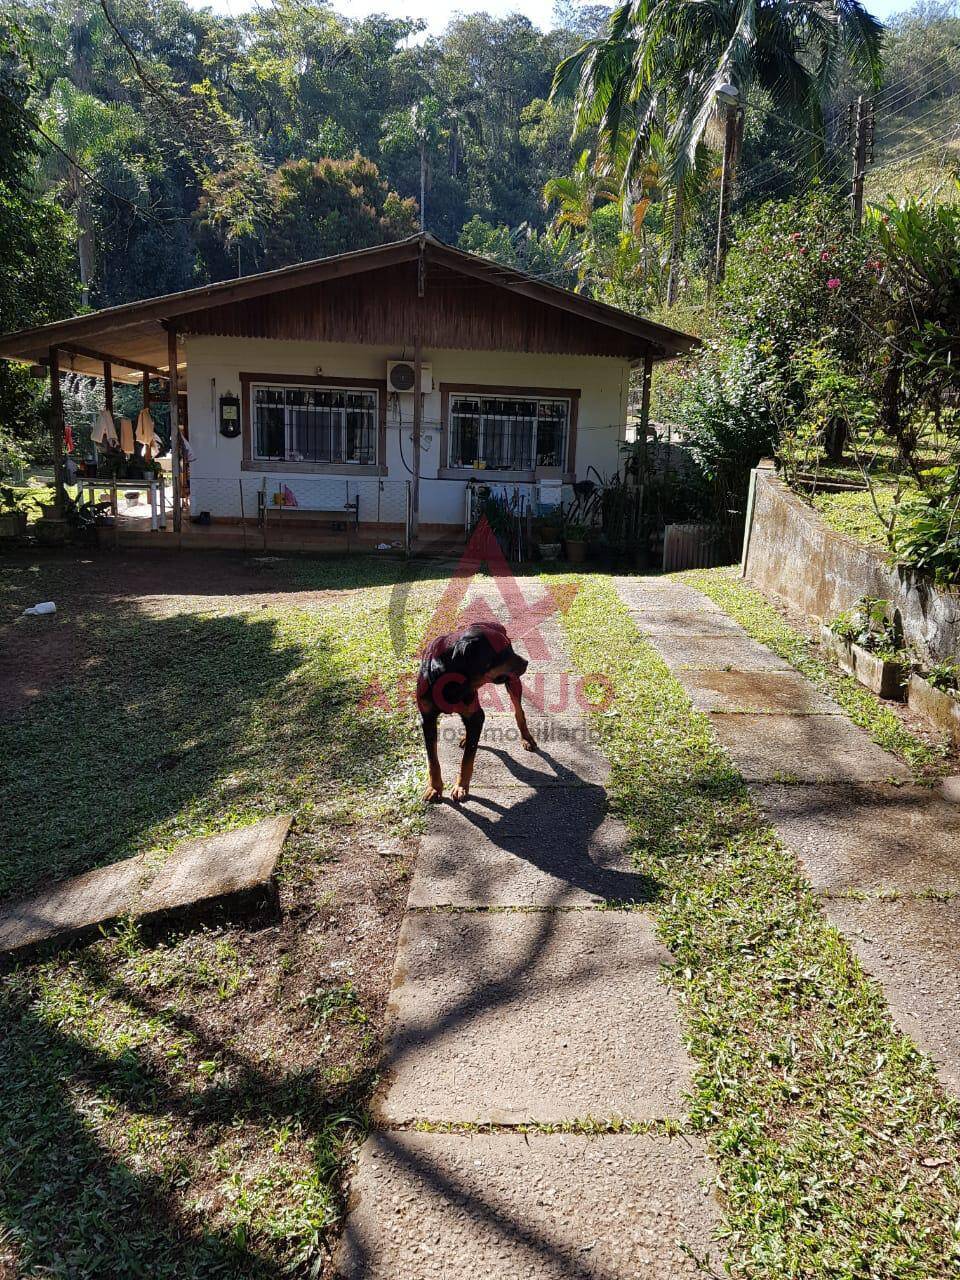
<box><xmin>667</xmin><ymin>193</ymin><xmax>880</xmax><ymax>519</ymax></box>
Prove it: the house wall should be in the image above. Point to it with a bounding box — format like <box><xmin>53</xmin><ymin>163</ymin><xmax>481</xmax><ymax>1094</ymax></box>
<box><xmin>184</xmin><ymin>336</ymin><xmax>632</xmax><ymax>528</ymax></box>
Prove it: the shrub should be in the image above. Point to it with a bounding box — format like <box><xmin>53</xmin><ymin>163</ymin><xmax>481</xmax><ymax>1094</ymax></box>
<box><xmin>828</xmin><ymin>595</ymin><xmax>906</xmax><ymax>659</ymax></box>
<box><xmin>675</xmin><ymin>336</ymin><xmax>780</xmax><ymax>520</ymax></box>
<box><xmin>891</xmin><ymin>491</ymin><xmax>960</xmax><ymax>584</ymax></box>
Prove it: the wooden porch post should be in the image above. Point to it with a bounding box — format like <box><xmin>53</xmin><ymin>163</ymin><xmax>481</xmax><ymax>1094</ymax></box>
<box><xmin>167</xmin><ymin>324</ymin><xmax>182</xmax><ymax>533</ymax></box>
<box><xmin>638</xmin><ymin>349</ymin><xmax>654</xmax><ymax>476</ymax></box>
<box><xmin>103</xmin><ymin>360</ymin><xmax>114</xmax><ymax>416</ymax></box>
<box><xmin>48</xmin><ymin>346</ymin><xmax>66</xmax><ymax>514</ymax></box>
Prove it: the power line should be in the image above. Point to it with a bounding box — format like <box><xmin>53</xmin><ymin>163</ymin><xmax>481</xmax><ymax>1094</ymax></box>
<box><xmin>0</xmin><ymin>86</ymin><xmax>170</xmax><ymax>225</ymax></box>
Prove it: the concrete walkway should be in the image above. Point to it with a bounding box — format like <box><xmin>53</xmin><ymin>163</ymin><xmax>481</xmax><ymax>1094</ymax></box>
<box><xmin>616</xmin><ymin>575</ymin><xmax>960</xmax><ymax>1097</ymax></box>
<box><xmin>337</xmin><ymin>579</ymin><xmax>718</xmax><ymax>1278</ymax></box>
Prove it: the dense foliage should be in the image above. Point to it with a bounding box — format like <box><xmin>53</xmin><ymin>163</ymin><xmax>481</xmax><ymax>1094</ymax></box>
<box><xmin>0</xmin><ymin>19</ymin><xmax>77</xmax><ymax>481</ymax></box>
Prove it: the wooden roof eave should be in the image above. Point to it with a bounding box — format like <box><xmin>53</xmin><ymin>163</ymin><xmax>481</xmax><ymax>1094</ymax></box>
<box><xmin>0</xmin><ymin>238</ymin><xmax>422</xmax><ymax>367</ymax></box>
<box><xmin>424</xmin><ymin>240</ymin><xmax>697</xmax><ymax>361</ymax></box>
<box><xmin>0</xmin><ymin>233</ymin><xmax>698</xmax><ymax>372</ymax></box>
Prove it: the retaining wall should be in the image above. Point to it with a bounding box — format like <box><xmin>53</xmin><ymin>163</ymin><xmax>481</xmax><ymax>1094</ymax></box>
<box><xmin>742</xmin><ymin>465</ymin><xmax>960</xmax><ymax>661</ymax></box>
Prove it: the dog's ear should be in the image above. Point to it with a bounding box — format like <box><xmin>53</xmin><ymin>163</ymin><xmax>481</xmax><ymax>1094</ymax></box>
<box><xmin>449</xmin><ymin>629</ymin><xmax>496</xmax><ymax>679</ymax></box>
<box><xmin>423</xmin><ymin>652</ymin><xmax>472</xmax><ymax>706</ymax></box>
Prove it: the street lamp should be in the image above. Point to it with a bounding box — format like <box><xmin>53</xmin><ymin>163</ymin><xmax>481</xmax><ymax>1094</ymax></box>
<box><xmin>715</xmin><ymin>82</ymin><xmax>742</xmax><ymax>285</ymax></box>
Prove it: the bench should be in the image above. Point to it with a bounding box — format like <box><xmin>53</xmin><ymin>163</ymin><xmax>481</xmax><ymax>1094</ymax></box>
<box><xmin>257</xmin><ymin>486</ymin><xmax>360</xmax><ymax>533</ymax></box>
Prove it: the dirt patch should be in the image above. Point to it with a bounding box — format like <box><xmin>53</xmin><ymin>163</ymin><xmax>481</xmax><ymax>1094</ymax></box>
<box><xmin>0</xmin><ymin>549</ymin><xmax>379</xmax><ymax>623</ymax></box>
<box><xmin>0</xmin><ymin>619</ymin><xmax>80</xmax><ymax>716</ymax></box>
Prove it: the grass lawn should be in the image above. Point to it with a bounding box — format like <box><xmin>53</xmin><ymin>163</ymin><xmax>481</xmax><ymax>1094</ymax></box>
<box><xmin>0</xmin><ymin>550</ymin><xmax>448</xmax><ymax>1278</ymax></box>
<box><xmin>557</xmin><ymin>571</ymin><xmax>960</xmax><ymax>1278</ymax></box>
<box><xmin>808</xmin><ymin>484</ymin><xmax>900</xmax><ymax>550</ymax></box>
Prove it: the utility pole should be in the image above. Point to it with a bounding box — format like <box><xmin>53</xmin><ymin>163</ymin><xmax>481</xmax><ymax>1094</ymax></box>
<box><xmin>714</xmin><ymin>83</ymin><xmax>743</xmax><ymax>287</ymax></box>
<box><xmin>411</xmin><ymin>240</ymin><xmax>426</xmax><ymax>545</ymax></box>
<box><xmin>850</xmin><ymin>95</ymin><xmax>876</xmax><ymax>231</ymax></box>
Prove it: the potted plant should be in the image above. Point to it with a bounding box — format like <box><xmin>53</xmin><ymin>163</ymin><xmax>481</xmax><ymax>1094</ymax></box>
<box><xmin>907</xmin><ymin>659</ymin><xmax>960</xmax><ymax>744</ymax></box>
<box><xmin>0</xmin><ymin>485</ymin><xmax>26</xmax><ymax>539</ymax></box>
<box><xmin>564</xmin><ymin>521</ymin><xmax>589</xmax><ymax>565</ymax></box>
<box><xmin>821</xmin><ymin>597</ymin><xmax>908</xmax><ymax>699</ymax></box>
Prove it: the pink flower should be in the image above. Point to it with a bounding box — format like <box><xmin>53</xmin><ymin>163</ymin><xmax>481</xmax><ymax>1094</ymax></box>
<box><xmin>826</xmin><ymin>277</ymin><xmax>841</xmax><ymax>290</ymax></box>
<box><xmin>790</xmin><ymin>231</ymin><xmax>802</xmax><ymax>241</ymax></box>
<box><xmin>799</xmin><ymin>246</ymin><xmax>808</xmax><ymax>255</ymax></box>
<box><xmin>820</xmin><ymin>251</ymin><xmax>830</xmax><ymax>261</ymax></box>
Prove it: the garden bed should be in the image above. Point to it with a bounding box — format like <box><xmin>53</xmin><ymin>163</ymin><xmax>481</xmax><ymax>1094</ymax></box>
<box><xmin>907</xmin><ymin>672</ymin><xmax>960</xmax><ymax>745</ymax></box>
<box><xmin>819</xmin><ymin>625</ymin><xmax>906</xmax><ymax>700</ymax></box>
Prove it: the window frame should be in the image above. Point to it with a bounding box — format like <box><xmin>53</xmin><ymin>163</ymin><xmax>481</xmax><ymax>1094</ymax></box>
<box><xmin>440</xmin><ymin>382</ymin><xmax>580</xmax><ymax>477</ymax></box>
<box><xmin>240</xmin><ymin>372</ymin><xmax>388</xmax><ymax>475</ymax></box>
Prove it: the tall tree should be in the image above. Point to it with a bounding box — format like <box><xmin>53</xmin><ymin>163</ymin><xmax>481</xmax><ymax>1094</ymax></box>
<box><xmin>553</xmin><ymin>0</ymin><xmax>884</xmax><ymax>295</ymax></box>
<box><xmin>0</xmin><ymin>17</ymin><xmax>77</xmax><ymax>469</ymax></box>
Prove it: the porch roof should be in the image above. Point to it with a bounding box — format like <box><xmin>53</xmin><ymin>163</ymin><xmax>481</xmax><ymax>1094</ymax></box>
<box><xmin>0</xmin><ymin>234</ymin><xmax>698</xmax><ymax>384</ymax></box>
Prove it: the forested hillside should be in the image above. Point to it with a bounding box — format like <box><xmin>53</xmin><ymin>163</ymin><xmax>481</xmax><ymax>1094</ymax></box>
<box><xmin>0</xmin><ymin>0</ymin><xmax>605</xmax><ymax>311</ymax></box>
<box><xmin>2</xmin><ymin>1</ymin><xmax>960</xmax><ymax>316</ymax></box>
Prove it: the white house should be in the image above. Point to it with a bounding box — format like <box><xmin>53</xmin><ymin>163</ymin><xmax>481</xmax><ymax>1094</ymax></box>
<box><xmin>0</xmin><ymin>234</ymin><xmax>696</xmax><ymax>544</ymax></box>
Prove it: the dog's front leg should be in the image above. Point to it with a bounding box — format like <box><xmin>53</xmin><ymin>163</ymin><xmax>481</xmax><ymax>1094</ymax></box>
<box><xmin>421</xmin><ymin>710</ymin><xmax>443</xmax><ymax>802</ymax></box>
<box><xmin>452</xmin><ymin>709</ymin><xmax>484</xmax><ymax>801</ymax></box>
<box><xmin>507</xmin><ymin>675</ymin><xmax>536</xmax><ymax>750</ymax></box>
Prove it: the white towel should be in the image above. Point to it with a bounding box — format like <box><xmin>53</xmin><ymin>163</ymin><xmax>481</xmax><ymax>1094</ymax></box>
<box><xmin>92</xmin><ymin>408</ymin><xmax>118</xmax><ymax>446</ymax></box>
<box><xmin>135</xmin><ymin>407</ymin><xmax>162</xmax><ymax>451</ymax></box>
<box><xmin>119</xmin><ymin>417</ymin><xmax>134</xmax><ymax>457</ymax></box>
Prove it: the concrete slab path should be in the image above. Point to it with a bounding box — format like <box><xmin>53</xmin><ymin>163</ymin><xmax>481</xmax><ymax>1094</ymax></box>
<box><xmin>0</xmin><ymin>817</ymin><xmax>290</xmax><ymax>953</ymax></box>
<box><xmin>616</xmin><ymin>574</ymin><xmax>960</xmax><ymax>1097</ymax></box>
<box><xmin>338</xmin><ymin>1132</ymin><xmax>716</xmax><ymax>1280</ymax></box>
<box><xmin>337</xmin><ymin>577</ymin><xmax>718</xmax><ymax>1276</ymax></box>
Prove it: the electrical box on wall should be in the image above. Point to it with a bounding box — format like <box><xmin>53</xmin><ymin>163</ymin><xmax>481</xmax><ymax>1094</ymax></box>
<box><xmin>387</xmin><ymin>361</ymin><xmax>433</xmax><ymax>394</ymax></box>
<box><xmin>219</xmin><ymin>392</ymin><xmax>241</xmax><ymax>438</ymax></box>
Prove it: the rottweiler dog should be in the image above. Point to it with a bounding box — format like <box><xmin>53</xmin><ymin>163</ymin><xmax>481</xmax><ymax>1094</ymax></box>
<box><xmin>417</xmin><ymin>620</ymin><xmax>536</xmax><ymax>802</ymax></box>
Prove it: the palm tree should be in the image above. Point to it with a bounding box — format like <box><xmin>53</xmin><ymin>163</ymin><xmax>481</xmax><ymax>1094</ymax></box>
<box><xmin>553</xmin><ymin>0</ymin><xmax>884</xmax><ymax>299</ymax></box>
<box><xmin>543</xmin><ymin>147</ymin><xmax>619</xmax><ymax>286</ymax></box>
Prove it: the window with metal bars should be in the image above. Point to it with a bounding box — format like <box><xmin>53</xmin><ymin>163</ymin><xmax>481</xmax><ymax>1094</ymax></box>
<box><xmin>252</xmin><ymin>385</ymin><xmax>377</xmax><ymax>464</ymax></box>
<box><xmin>449</xmin><ymin>395</ymin><xmax>569</xmax><ymax>470</ymax></box>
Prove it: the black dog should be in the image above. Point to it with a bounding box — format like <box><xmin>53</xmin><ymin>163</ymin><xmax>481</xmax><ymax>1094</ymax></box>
<box><xmin>416</xmin><ymin>620</ymin><xmax>536</xmax><ymax>802</ymax></box>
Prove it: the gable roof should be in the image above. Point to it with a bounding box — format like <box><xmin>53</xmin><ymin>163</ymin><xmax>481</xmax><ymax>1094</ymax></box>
<box><xmin>0</xmin><ymin>233</ymin><xmax>698</xmax><ymax>382</ymax></box>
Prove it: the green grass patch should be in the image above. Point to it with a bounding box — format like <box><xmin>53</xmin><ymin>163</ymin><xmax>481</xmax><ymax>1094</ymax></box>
<box><xmin>809</xmin><ymin>486</ymin><xmax>899</xmax><ymax>550</ymax></box>
<box><xmin>681</xmin><ymin>566</ymin><xmax>946</xmax><ymax>777</ymax></box>
<box><xmin>0</xmin><ymin>553</ymin><xmax>447</xmax><ymax>1278</ymax></box>
<box><xmin>558</xmin><ymin>573</ymin><xmax>960</xmax><ymax>1278</ymax></box>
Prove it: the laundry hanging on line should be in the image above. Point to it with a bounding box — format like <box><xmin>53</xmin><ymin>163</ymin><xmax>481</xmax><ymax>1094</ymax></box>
<box><xmin>135</xmin><ymin>407</ymin><xmax>163</xmax><ymax>450</ymax></box>
<box><xmin>119</xmin><ymin>417</ymin><xmax>135</xmax><ymax>457</ymax></box>
<box><xmin>136</xmin><ymin>407</ymin><xmax>165</xmax><ymax>461</ymax></box>
<box><xmin>63</xmin><ymin>423</ymin><xmax>74</xmax><ymax>454</ymax></box>
<box><xmin>91</xmin><ymin>409</ymin><xmax>119</xmax><ymax>447</ymax></box>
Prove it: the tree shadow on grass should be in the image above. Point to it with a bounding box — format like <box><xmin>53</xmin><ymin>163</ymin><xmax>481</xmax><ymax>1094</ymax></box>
<box><xmin>0</xmin><ymin>962</ymin><xmax>371</xmax><ymax>1279</ymax></box>
<box><xmin>0</xmin><ymin>589</ymin><xmax>412</xmax><ymax>900</ymax></box>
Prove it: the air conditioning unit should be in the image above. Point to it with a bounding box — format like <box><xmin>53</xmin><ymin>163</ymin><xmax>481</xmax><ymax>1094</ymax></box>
<box><xmin>387</xmin><ymin>360</ymin><xmax>433</xmax><ymax>394</ymax></box>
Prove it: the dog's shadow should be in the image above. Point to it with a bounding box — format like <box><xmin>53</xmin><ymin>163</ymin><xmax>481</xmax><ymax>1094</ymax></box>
<box><xmin>438</xmin><ymin>758</ymin><xmax>659</xmax><ymax>905</ymax></box>
<box><xmin>478</xmin><ymin>742</ymin><xmax>588</xmax><ymax>787</ymax></box>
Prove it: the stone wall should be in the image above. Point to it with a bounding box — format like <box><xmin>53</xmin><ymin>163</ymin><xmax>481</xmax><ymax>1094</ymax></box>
<box><xmin>742</xmin><ymin>465</ymin><xmax>960</xmax><ymax>661</ymax></box>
